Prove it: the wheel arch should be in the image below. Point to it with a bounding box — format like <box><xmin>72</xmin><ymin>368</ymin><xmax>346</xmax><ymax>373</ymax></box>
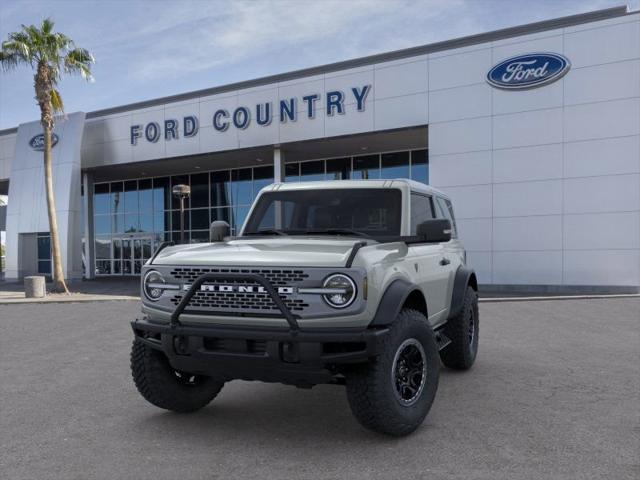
<box><xmin>370</xmin><ymin>279</ymin><xmax>428</xmax><ymax>327</ymax></box>
<box><xmin>447</xmin><ymin>266</ymin><xmax>477</xmax><ymax>320</ymax></box>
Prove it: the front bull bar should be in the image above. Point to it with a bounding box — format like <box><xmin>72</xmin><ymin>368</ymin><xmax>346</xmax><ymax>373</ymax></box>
<box><xmin>170</xmin><ymin>272</ymin><xmax>300</xmax><ymax>334</ymax></box>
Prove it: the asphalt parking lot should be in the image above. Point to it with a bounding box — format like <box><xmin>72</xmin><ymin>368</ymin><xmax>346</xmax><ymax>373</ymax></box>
<box><xmin>1</xmin><ymin>297</ymin><xmax>638</xmax><ymax>480</ymax></box>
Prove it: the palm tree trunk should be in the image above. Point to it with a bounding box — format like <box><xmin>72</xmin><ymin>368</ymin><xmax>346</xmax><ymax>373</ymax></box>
<box><xmin>43</xmin><ymin>123</ymin><xmax>69</xmax><ymax>294</ymax></box>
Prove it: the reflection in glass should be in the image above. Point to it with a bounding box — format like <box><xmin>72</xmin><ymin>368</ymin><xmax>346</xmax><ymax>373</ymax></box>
<box><xmin>37</xmin><ymin>235</ymin><xmax>51</xmax><ymax>260</ymax></box>
<box><xmin>172</xmin><ymin>210</ymin><xmax>190</xmax><ymax>231</ymax></box>
<box><xmin>231</xmin><ymin>168</ymin><xmax>252</xmax><ymax>206</ymax></box>
<box><xmin>381</xmin><ymin>151</ymin><xmax>410</xmax><ymax>180</ymax></box>
<box><xmin>153</xmin><ymin>212</ymin><xmax>168</xmax><ymax>232</ymax></box>
<box><xmin>353</xmin><ymin>155</ymin><xmax>380</xmax><ymax>179</ymax></box>
<box><xmin>211</xmin><ymin>171</ymin><xmax>230</xmax><ymax>207</ymax></box>
<box><xmin>138</xmin><ymin>179</ymin><xmax>153</xmax><ymax>211</ymax></box>
<box><xmin>124</xmin><ymin>180</ymin><xmax>138</xmax><ymax>212</ymax></box>
<box><xmin>95</xmin><ymin>237</ymin><xmax>111</xmax><ymax>259</ymax></box>
<box><xmin>190</xmin><ymin>208</ymin><xmax>210</xmax><ymax>230</ymax></box>
<box><xmin>38</xmin><ymin>260</ymin><xmax>51</xmax><ymax>274</ymax></box>
<box><xmin>153</xmin><ymin>177</ymin><xmax>170</xmax><ymax>211</ymax></box>
<box><xmin>301</xmin><ymin>160</ymin><xmax>325</xmax><ymax>181</ymax></box>
<box><xmin>285</xmin><ymin>163</ymin><xmax>299</xmax><ymax>182</ymax></box>
<box><xmin>140</xmin><ymin>213</ymin><xmax>153</xmax><ymax>232</ymax></box>
<box><xmin>326</xmin><ymin>158</ymin><xmax>350</xmax><ymax>180</ymax></box>
<box><xmin>411</xmin><ymin>149</ymin><xmax>428</xmax><ymax>184</ymax></box>
<box><xmin>111</xmin><ymin>182</ymin><xmax>123</xmax><ymax>215</ymax></box>
<box><xmin>253</xmin><ymin>166</ymin><xmax>273</xmax><ymax>198</ymax></box>
<box><xmin>190</xmin><ymin>173</ymin><xmax>209</xmax><ymax>208</ymax></box>
<box><xmin>94</xmin><ymin>183</ymin><xmax>110</xmax><ymax>214</ymax></box>
<box><xmin>124</xmin><ymin>213</ymin><xmax>139</xmax><ymax>232</ymax></box>
<box><xmin>211</xmin><ymin>207</ymin><xmax>231</xmax><ymax>225</ymax></box>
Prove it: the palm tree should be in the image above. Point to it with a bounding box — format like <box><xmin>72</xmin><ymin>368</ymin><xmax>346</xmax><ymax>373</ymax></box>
<box><xmin>0</xmin><ymin>18</ymin><xmax>94</xmax><ymax>293</ymax></box>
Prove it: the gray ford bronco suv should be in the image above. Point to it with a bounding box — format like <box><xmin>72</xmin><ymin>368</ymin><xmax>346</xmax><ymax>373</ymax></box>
<box><xmin>131</xmin><ymin>179</ymin><xmax>478</xmax><ymax>436</ymax></box>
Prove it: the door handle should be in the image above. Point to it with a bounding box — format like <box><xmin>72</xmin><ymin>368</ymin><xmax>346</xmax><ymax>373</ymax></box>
<box><xmin>439</xmin><ymin>257</ymin><xmax>450</xmax><ymax>266</ymax></box>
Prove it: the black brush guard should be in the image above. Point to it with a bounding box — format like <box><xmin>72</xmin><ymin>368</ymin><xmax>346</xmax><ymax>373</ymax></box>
<box><xmin>132</xmin><ymin>272</ymin><xmax>388</xmax><ymax>386</ymax></box>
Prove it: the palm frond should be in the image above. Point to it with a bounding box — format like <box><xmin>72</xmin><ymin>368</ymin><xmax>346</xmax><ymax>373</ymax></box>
<box><xmin>50</xmin><ymin>88</ymin><xmax>64</xmax><ymax>113</ymax></box>
<box><xmin>64</xmin><ymin>47</ymin><xmax>94</xmax><ymax>81</ymax></box>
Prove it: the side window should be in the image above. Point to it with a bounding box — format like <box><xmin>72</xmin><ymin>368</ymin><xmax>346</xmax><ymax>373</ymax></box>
<box><xmin>410</xmin><ymin>193</ymin><xmax>435</xmax><ymax>235</ymax></box>
<box><xmin>435</xmin><ymin>197</ymin><xmax>458</xmax><ymax>238</ymax></box>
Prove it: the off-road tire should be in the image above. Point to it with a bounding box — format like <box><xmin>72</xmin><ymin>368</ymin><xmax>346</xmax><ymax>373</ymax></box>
<box><xmin>345</xmin><ymin>309</ymin><xmax>440</xmax><ymax>436</ymax></box>
<box><xmin>131</xmin><ymin>339</ymin><xmax>224</xmax><ymax>412</ymax></box>
<box><xmin>440</xmin><ymin>286</ymin><xmax>479</xmax><ymax>370</ymax></box>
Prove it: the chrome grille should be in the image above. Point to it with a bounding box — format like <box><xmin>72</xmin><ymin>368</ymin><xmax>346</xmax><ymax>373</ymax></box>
<box><xmin>170</xmin><ymin>267</ymin><xmax>308</xmax><ymax>286</ymax></box>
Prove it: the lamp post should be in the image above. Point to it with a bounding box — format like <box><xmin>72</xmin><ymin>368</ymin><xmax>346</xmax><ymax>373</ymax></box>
<box><xmin>172</xmin><ymin>184</ymin><xmax>191</xmax><ymax>244</ymax></box>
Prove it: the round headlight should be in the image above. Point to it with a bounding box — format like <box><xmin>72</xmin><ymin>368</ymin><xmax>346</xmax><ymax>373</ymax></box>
<box><xmin>143</xmin><ymin>270</ymin><xmax>165</xmax><ymax>301</ymax></box>
<box><xmin>322</xmin><ymin>274</ymin><xmax>357</xmax><ymax>308</ymax></box>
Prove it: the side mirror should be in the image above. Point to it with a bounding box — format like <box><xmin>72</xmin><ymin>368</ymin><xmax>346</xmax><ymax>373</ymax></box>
<box><xmin>416</xmin><ymin>218</ymin><xmax>452</xmax><ymax>243</ymax></box>
<box><xmin>210</xmin><ymin>221</ymin><xmax>230</xmax><ymax>242</ymax></box>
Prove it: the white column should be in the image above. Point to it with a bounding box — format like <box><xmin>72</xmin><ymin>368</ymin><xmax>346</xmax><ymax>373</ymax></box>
<box><xmin>273</xmin><ymin>147</ymin><xmax>286</xmax><ymax>183</ymax></box>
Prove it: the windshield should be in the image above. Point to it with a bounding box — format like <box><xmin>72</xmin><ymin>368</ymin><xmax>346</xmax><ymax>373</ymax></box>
<box><xmin>242</xmin><ymin>188</ymin><xmax>402</xmax><ymax>239</ymax></box>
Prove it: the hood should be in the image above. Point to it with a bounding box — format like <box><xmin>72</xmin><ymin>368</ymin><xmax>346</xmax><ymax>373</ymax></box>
<box><xmin>152</xmin><ymin>237</ymin><xmax>369</xmax><ymax>267</ymax></box>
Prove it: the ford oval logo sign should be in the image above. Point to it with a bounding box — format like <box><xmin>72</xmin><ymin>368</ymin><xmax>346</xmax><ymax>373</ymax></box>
<box><xmin>29</xmin><ymin>133</ymin><xmax>59</xmax><ymax>151</ymax></box>
<box><xmin>487</xmin><ymin>53</ymin><xmax>570</xmax><ymax>90</ymax></box>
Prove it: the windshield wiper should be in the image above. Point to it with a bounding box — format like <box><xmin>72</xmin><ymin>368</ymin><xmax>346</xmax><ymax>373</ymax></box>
<box><xmin>244</xmin><ymin>228</ymin><xmax>288</xmax><ymax>236</ymax></box>
<box><xmin>303</xmin><ymin>228</ymin><xmax>370</xmax><ymax>238</ymax></box>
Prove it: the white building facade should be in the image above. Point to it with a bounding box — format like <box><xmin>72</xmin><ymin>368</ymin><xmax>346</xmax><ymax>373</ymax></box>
<box><xmin>0</xmin><ymin>6</ymin><xmax>638</xmax><ymax>292</ymax></box>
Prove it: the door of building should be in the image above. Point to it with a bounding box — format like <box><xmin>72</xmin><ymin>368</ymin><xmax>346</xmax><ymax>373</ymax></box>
<box><xmin>113</xmin><ymin>235</ymin><xmax>153</xmax><ymax>275</ymax></box>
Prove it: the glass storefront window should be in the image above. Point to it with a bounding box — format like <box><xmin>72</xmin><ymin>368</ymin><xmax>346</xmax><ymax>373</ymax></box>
<box><xmin>300</xmin><ymin>160</ymin><xmax>325</xmax><ymax>181</ymax></box>
<box><xmin>139</xmin><ymin>213</ymin><xmax>153</xmax><ymax>232</ymax></box>
<box><xmin>138</xmin><ymin>179</ymin><xmax>153</xmax><ymax>212</ymax></box>
<box><xmin>153</xmin><ymin>211</ymin><xmax>169</xmax><ymax>232</ymax></box>
<box><xmin>91</xmin><ymin>149</ymin><xmax>428</xmax><ymax>275</ymax></box>
<box><xmin>326</xmin><ymin>158</ymin><xmax>350</xmax><ymax>180</ymax></box>
<box><xmin>353</xmin><ymin>154</ymin><xmax>380</xmax><ymax>179</ymax></box>
<box><xmin>231</xmin><ymin>168</ymin><xmax>252</xmax><ymax>206</ymax></box>
<box><xmin>153</xmin><ymin>177</ymin><xmax>170</xmax><ymax>211</ymax></box>
<box><xmin>94</xmin><ymin>183</ymin><xmax>110</xmax><ymax>214</ymax></box>
<box><xmin>171</xmin><ymin>210</ymin><xmax>190</xmax><ymax>231</ymax></box>
<box><xmin>211</xmin><ymin>170</ymin><xmax>231</xmax><ymax>207</ymax></box>
<box><xmin>190</xmin><ymin>208</ymin><xmax>210</xmax><ymax>230</ymax></box>
<box><xmin>111</xmin><ymin>182</ymin><xmax>123</xmax><ymax>215</ymax></box>
<box><xmin>411</xmin><ymin>149</ymin><xmax>428</xmax><ymax>184</ymax></box>
<box><xmin>381</xmin><ymin>151</ymin><xmax>410</xmax><ymax>179</ymax></box>
<box><xmin>124</xmin><ymin>180</ymin><xmax>138</xmax><ymax>213</ymax></box>
<box><xmin>253</xmin><ymin>166</ymin><xmax>273</xmax><ymax>198</ymax></box>
<box><xmin>285</xmin><ymin>163</ymin><xmax>299</xmax><ymax>182</ymax></box>
<box><xmin>211</xmin><ymin>207</ymin><xmax>231</xmax><ymax>225</ymax></box>
<box><xmin>94</xmin><ymin>215</ymin><xmax>110</xmax><ymax>235</ymax></box>
<box><xmin>190</xmin><ymin>172</ymin><xmax>209</xmax><ymax>208</ymax></box>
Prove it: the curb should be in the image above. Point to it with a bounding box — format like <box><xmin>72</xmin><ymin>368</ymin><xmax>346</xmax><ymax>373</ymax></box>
<box><xmin>0</xmin><ymin>295</ymin><xmax>140</xmax><ymax>305</ymax></box>
<box><xmin>479</xmin><ymin>293</ymin><xmax>640</xmax><ymax>303</ymax></box>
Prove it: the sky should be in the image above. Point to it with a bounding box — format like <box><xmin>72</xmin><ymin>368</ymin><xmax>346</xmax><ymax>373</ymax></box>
<box><xmin>0</xmin><ymin>0</ymin><xmax>636</xmax><ymax>130</ymax></box>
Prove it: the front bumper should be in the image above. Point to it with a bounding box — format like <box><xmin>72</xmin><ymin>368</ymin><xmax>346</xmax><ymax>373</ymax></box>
<box><xmin>131</xmin><ymin>317</ymin><xmax>389</xmax><ymax>386</ymax></box>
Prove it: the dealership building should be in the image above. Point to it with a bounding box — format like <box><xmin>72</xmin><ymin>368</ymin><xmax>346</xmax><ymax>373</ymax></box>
<box><xmin>0</xmin><ymin>5</ymin><xmax>638</xmax><ymax>292</ymax></box>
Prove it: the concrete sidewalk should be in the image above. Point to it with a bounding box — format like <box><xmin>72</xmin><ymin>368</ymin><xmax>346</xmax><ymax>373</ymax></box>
<box><xmin>0</xmin><ymin>277</ymin><xmax>139</xmax><ymax>303</ymax></box>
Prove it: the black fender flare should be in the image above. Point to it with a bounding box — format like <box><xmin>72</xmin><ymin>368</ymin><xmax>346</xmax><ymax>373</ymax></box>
<box><xmin>369</xmin><ymin>279</ymin><xmax>425</xmax><ymax>327</ymax></box>
<box><xmin>447</xmin><ymin>266</ymin><xmax>477</xmax><ymax>320</ymax></box>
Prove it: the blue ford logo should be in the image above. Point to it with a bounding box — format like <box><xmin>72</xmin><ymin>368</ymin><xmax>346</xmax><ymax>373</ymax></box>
<box><xmin>487</xmin><ymin>53</ymin><xmax>570</xmax><ymax>90</ymax></box>
<box><xmin>29</xmin><ymin>133</ymin><xmax>59</xmax><ymax>151</ymax></box>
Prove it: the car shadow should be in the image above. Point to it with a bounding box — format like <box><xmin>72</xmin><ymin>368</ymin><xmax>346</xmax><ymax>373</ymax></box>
<box><xmin>131</xmin><ymin>381</ymin><xmax>417</xmax><ymax>445</ymax></box>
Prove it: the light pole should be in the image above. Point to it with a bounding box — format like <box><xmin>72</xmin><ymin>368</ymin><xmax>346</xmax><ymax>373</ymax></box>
<box><xmin>172</xmin><ymin>184</ymin><xmax>191</xmax><ymax>244</ymax></box>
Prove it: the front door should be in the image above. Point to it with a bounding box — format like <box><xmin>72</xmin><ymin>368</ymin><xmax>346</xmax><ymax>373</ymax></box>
<box><xmin>113</xmin><ymin>236</ymin><xmax>153</xmax><ymax>275</ymax></box>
